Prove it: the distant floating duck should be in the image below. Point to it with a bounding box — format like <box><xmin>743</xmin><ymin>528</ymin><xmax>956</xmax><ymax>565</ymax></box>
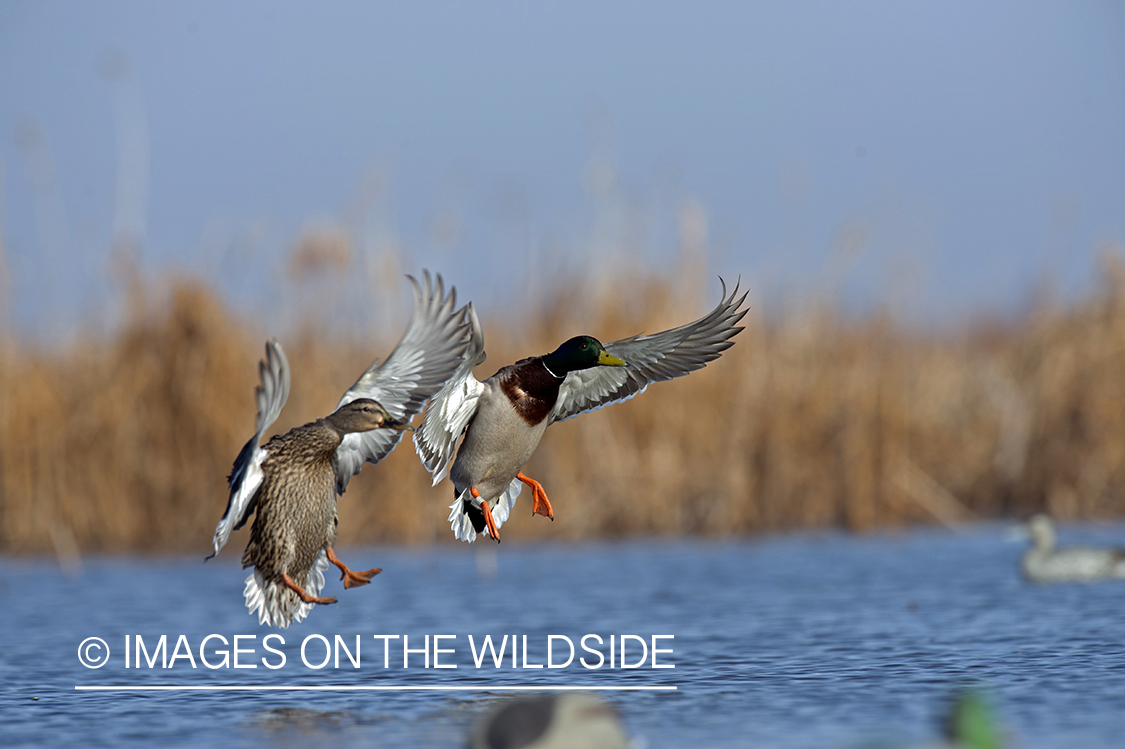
<box><xmin>415</xmin><ymin>279</ymin><xmax>748</xmax><ymax>543</ymax></box>
<box><xmin>1020</xmin><ymin>514</ymin><xmax>1125</xmax><ymax>583</ymax></box>
<box><xmin>208</xmin><ymin>272</ymin><xmax>469</xmax><ymax>627</ymax></box>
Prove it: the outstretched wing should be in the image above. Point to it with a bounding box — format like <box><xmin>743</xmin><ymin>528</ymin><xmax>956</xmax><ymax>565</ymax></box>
<box><xmin>333</xmin><ymin>271</ymin><xmax>470</xmax><ymax>492</ymax></box>
<box><xmin>550</xmin><ymin>278</ymin><xmax>748</xmax><ymax>424</ymax></box>
<box><xmin>208</xmin><ymin>339</ymin><xmax>291</xmax><ymax>560</ymax></box>
<box><xmin>414</xmin><ymin>302</ymin><xmax>487</xmax><ymax>485</ymax></box>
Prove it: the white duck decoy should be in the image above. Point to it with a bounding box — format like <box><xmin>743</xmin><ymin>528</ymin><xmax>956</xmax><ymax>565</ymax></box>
<box><xmin>414</xmin><ymin>278</ymin><xmax>748</xmax><ymax>543</ymax></box>
<box><xmin>1020</xmin><ymin>513</ymin><xmax>1125</xmax><ymax>583</ymax></box>
<box><xmin>208</xmin><ymin>272</ymin><xmax>470</xmax><ymax>627</ymax></box>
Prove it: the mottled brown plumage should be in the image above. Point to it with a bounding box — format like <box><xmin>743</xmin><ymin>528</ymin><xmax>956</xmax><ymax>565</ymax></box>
<box><xmin>241</xmin><ymin>420</ymin><xmax>345</xmax><ymax>590</ymax></box>
<box><xmin>240</xmin><ymin>398</ymin><xmax>405</xmax><ymax>626</ymax></box>
<box><xmin>211</xmin><ymin>273</ymin><xmax>472</xmax><ymax>626</ymax></box>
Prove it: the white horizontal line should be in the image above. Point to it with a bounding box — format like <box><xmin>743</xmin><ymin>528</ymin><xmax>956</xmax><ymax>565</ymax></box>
<box><xmin>75</xmin><ymin>685</ymin><xmax>677</xmax><ymax>692</ymax></box>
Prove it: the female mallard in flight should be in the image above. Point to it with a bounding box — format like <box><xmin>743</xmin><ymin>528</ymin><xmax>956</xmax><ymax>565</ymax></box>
<box><xmin>208</xmin><ymin>272</ymin><xmax>470</xmax><ymax>627</ymax></box>
<box><xmin>414</xmin><ymin>279</ymin><xmax>748</xmax><ymax>543</ymax></box>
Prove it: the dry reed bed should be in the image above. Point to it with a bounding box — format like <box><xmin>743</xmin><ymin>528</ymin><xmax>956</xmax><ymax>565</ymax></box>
<box><xmin>2</xmin><ymin>265</ymin><xmax>1124</xmax><ymax>556</ymax></box>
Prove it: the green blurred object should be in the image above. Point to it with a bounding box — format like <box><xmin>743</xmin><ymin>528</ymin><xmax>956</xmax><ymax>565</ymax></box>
<box><xmin>946</xmin><ymin>690</ymin><xmax>1002</xmax><ymax>749</ymax></box>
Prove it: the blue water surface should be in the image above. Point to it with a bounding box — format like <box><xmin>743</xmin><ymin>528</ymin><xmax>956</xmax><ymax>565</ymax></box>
<box><xmin>4</xmin><ymin>524</ymin><xmax>1125</xmax><ymax>748</ymax></box>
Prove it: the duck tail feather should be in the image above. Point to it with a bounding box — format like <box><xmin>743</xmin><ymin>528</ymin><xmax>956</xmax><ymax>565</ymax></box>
<box><xmin>448</xmin><ymin>488</ymin><xmax>478</xmax><ymax>543</ymax></box>
<box><xmin>491</xmin><ymin>478</ymin><xmax>522</xmax><ymax>527</ymax></box>
<box><xmin>243</xmin><ymin>552</ymin><xmax>329</xmax><ymax>628</ymax></box>
<box><xmin>447</xmin><ymin>479</ymin><xmax>523</xmax><ymax>543</ymax></box>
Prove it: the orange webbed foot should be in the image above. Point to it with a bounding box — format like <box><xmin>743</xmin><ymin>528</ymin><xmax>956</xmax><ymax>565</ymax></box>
<box><xmin>472</xmin><ymin>486</ymin><xmax>501</xmax><ymax>543</ymax></box>
<box><xmin>517</xmin><ymin>471</ymin><xmax>554</xmax><ymax>520</ymax></box>
<box><xmin>282</xmin><ymin>573</ymin><xmax>337</xmax><ymax>605</ymax></box>
<box><xmin>341</xmin><ymin>567</ymin><xmax>382</xmax><ymax>589</ymax></box>
<box><xmin>326</xmin><ymin>548</ymin><xmax>383</xmax><ymax>590</ymax></box>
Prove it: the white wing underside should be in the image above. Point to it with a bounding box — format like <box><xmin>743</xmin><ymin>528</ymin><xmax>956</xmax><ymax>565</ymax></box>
<box><xmin>333</xmin><ymin>271</ymin><xmax>469</xmax><ymax>492</ymax></box>
<box><xmin>209</xmin><ymin>339</ymin><xmax>291</xmax><ymax>560</ymax></box>
<box><xmin>414</xmin><ymin>303</ymin><xmax>487</xmax><ymax>485</ymax></box>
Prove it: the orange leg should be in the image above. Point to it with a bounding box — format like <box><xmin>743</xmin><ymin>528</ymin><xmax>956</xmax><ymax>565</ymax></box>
<box><xmin>282</xmin><ymin>573</ymin><xmax>337</xmax><ymax>605</ymax></box>
<box><xmin>472</xmin><ymin>486</ymin><xmax>501</xmax><ymax>543</ymax></box>
<box><xmin>326</xmin><ymin>548</ymin><xmax>382</xmax><ymax>589</ymax></box>
<box><xmin>517</xmin><ymin>471</ymin><xmax>554</xmax><ymax>520</ymax></box>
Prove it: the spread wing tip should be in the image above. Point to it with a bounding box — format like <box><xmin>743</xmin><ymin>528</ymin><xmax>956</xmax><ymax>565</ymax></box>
<box><xmin>407</xmin><ymin>269</ymin><xmax>459</xmax><ymax>324</ymax></box>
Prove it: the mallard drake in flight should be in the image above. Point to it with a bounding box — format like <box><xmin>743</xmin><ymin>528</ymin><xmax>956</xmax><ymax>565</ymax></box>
<box><xmin>414</xmin><ymin>279</ymin><xmax>748</xmax><ymax>543</ymax></box>
<box><xmin>208</xmin><ymin>272</ymin><xmax>469</xmax><ymax>627</ymax></box>
<box><xmin>1020</xmin><ymin>513</ymin><xmax>1125</xmax><ymax>583</ymax></box>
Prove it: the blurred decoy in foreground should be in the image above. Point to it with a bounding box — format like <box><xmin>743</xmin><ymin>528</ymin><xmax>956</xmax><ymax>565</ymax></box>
<box><xmin>208</xmin><ymin>272</ymin><xmax>469</xmax><ymax>627</ymax></box>
<box><xmin>415</xmin><ymin>278</ymin><xmax>748</xmax><ymax>543</ymax></box>
<box><xmin>1019</xmin><ymin>513</ymin><xmax>1125</xmax><ymax>583</ymax></box>
<box><xmin>468</xmin><ymin>693</ymin><xmax>629</xmax><ymax>749</ymax></box>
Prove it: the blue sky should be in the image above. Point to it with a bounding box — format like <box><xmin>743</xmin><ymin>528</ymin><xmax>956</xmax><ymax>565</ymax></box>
<box><xmin>2</xmin><ymin>1</ymin><xmax>1124</xmax><ymax>338</ymax></box>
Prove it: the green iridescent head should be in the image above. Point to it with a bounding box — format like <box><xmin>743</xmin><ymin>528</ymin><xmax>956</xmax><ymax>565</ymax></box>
<box><xmin>541</xmin><ymin>336</ymin><xmax>627</xmax><ymax>377</ymax></box>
